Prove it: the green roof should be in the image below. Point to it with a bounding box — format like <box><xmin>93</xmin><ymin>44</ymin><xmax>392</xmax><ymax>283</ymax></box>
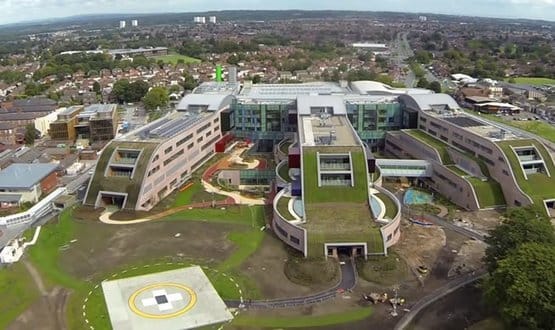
<box><xmin>276</xmin><ymin>195</ymin><xmax>296</xmax><ymax>221</ymax></box>
<box><xmin>406</xmin><ymin>129</ymin><xmax>453</xmax><ymax>164</ymax></box>
<box><xmin>406</xmin><ymin>130</ymin><xmax>505</xmax><ymax>208</ymax></box>
<box><xmin>497</xmin><ymin>139</ymin><xmax>555</xmax><ymax>211</ymax></box>
<box><xmin>301</xmin><ymin>146</ymin><xmax>383</xmax><ymax>256</ymax></box>
<box><xmin>85</xmin><ymin>141</ymin><xmax>159</xmax><ymax>210</ymax></box>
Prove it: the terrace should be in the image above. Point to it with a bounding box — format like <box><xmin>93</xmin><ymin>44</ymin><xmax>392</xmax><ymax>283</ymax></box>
<box><xmin>276</xmin><ymin>161</ymin><xmax>293</xmax><ymax>183</ymax></box>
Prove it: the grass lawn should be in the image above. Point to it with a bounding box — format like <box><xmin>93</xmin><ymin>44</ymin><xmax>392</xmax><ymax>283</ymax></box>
<box><xmin>496</xmin><ymin>139</ymin><xmax>555</xmax><ymax>211</ymax></box>
<box><xmin>507</xmin><ymin>77</ymin><xmax>555</xmax><ymax>86</ymax></box>
<box><xmin>0</xmin><ymin>263</ymin><xmax>41</xmax><ymax>329</ymax></box>
<box><xmin>406</xmin><ymin>129</ymin><xmax>453</xmax><ymax>164</ymax></box>
<box><xmin>232</xmin><ymin>307</ymin><xmax>373</xmax><ymax>328</ymax></box>
<box><xmin>173</xmin><ymin>181</ymin><xmax>228</xmax><ymax>206</ymax></box>
<box><xmin>163</xmin><ymin>204</ymin><xmax>264</xmax><ymax>225</ymax></box>
<box><xmin>152</xmin><ymin>53</ymin><xmax>201</xmax><ymax>65</ymax></box>
<box><xmin>376</xmin><ymin>193</ymin><xmax>398</xmax><ymax>219</ymax></box>
<box><xmin>356</xmin><ymin>251</ymin><xmax>409</xmax><ymax>286</ymax></box>
<box><xmin>19</xmin><ymin>204</ymin><xmax>267</xmax><ymax>329</ymax></box>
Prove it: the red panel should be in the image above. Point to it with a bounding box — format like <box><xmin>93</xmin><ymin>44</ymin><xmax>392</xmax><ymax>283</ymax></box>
<box><xmin>288</xmin><ymin>154</ymin><xmax>300</xmax><ymax>169</ymax></box>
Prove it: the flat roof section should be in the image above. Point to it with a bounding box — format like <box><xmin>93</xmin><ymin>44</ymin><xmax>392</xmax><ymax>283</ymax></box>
<box><xmin>300</xmin><ymin>115</ymin><xmax>358</xmax><ymax>147</ymax></box>
<box><xmin>239</xmin><ymin>82</ymin><xmax>348</xmax><ymax>99</ymax></box>
<box><xmin>102</xmin><ymin>266</ymin><xmax>233</xmax><ymax>330</ymax></box>
<box><xmin>0</xmin><ymin>163</ymin><xmax>58</xmax><ymax>189</ymax></box>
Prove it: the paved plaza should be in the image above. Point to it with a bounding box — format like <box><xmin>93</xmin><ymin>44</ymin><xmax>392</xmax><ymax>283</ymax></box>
<box><xmin>102</xmin><ymin>266</ymin><xmax>233</xmax><ymax>330</ymax></box>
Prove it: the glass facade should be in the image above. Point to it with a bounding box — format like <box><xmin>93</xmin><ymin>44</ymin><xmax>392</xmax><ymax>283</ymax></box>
<box><xmin>346</xmin><ymin>101</ymin><xmax>402</xmax><ymax>149</ymax></box>
<box><xmin>231</xmin><ymin>99</ymin><xmax>402</xmax><ymax>149</ymax></box>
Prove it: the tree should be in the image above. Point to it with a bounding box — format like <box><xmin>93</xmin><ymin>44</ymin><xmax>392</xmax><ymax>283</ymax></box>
<box><xmin>416</xmin><ymin>78</ymin><xmax>430</xmax><ymax>89</ymax></box>
<box><xmin>127</xmin><ymin>80</ymin><xmax>149</xmax><ymax>102</ymax></box>
<box><xmin>92</xmin><ymin>81</ymin><xmax>101</xmax><ymax>94</ymax></box>
<box><xmin>112</xmin><ymin>79</ymin><xmax>130</xmax><ymax>103</ymax></box>
<box><xmin>484</xmin><ymin>207</ymin><xmax>554</xmax><ymax>273</ymax></box>
<box><xmin>182</xmin><ymin>72</ymin><xmax>198</xmax><ymax>91</ymax></box>
<box><xmin>143</xmin><ymin>87</ymin><xmax>169</xmax><ymax>111</ymax></box>
<box><xmin>483</xmin><ymin>243</ymin><xmax>555</xmax><ymax>330</ymax></box>
<box><xmin>429</xmin><ymin>81</ymin><xmax>442</xmax><ymax>93</ymax></box>
<box><xmin>24</xmin><ymin>124</ymin><xmax>36</xmax><ymax>146</ymax></box>
<box><xmin>252</xmin><ymin>74</ymin><xmax>261</xmax><ymax>84</ymax></box>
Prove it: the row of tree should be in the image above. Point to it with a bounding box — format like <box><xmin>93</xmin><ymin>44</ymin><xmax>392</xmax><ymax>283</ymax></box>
<box><xmin>111</xmin><ymin>79</ymin><xmax>169</xmax><ymax>111</ymax></box>
<box><xmin>483</xmin><ymin>206</ymin><xmax>554</xmax><ymax>330</ymax></box>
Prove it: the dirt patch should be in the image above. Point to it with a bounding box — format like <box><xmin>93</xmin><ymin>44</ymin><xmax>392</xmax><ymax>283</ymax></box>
<box><xmin>454</xmin><ymin>209</ymin><xmax>503</xmax><ymax>235</ymax></box>
<box><xmin>395</xmin><ymin>219</ymin><xmax>446</xmax><ymax>274</ymax></box>
<box><xmin>240</xmin><ymin>234</ymin><xmax>338</xmax><ymax>299</ymax></box>
<box><xmin>448</xmin><ymin>240</ymin><xmax>487</xmax><ymax>278</ymax></box>
<box><xmin>8</xmin><ymin>286</ymin><xmax>70</xmax><ymax>330</ymax></box>
<box><xmin>59</xmin><ymin>219</ymin><xmax>238</xmax><ymax>280</ymax></box>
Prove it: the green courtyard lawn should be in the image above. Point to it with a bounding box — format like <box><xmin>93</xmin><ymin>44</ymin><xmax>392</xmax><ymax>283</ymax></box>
<box><xmin>507</xmin><ymin>77</ymin><xmax>555</xmax><ymax>86</ymax></box>
<box><xmin>152</xmin><ymin>53</ymin><xmax>201</xmax><ymax>65</ymax></box>
<box><xmin>232</xmin><ymin>307</ymin><xmax>373</xmax><ymax>328</ymax></box>
<box><xmin>173</xmin><ymin>181</ymin><xmax>228</xmax><ymax>206</ymax></box>
<box><xmin>406</xmin><ymin>129</ymin><xmax>453</xmax><ymax>164</ymax></box>
<box><xmin>0</xmin><ymin>263</ymin><xmax>41</xmax><ymax>329</ymax></box>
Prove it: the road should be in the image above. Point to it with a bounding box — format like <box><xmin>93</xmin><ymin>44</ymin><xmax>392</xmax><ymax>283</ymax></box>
<box><xmin>393</xmin><ymin>270</ymin><xmax>487</xmax><ymax>330</ymax></box>
<box><xmin>227</xmin><ymin>257</ymin><xmax>357</xmax><ymax>309</ymax></box>
<box><xmin>425</xmin><ymin>214</ymin><xmax>487</xmax><ymax>242</ymax></box>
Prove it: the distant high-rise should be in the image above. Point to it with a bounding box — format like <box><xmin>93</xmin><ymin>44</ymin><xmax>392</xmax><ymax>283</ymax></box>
<box><xmin>419</xmin><ymin>16</ymin><xmax>428</xmax><ymax>22</ymax></box>
<box><xmin>228</xmin><ymin>66</ymin><xmax>237</xmax><ymax>84</ymax></box>
<box><xmin>131</xmin><ymin>19</ymin><xmax>138</xmax><ymax>27</ymax></box>
<box><xmin>193</xmin><ymin>16</ymin><xmax>206</xmax><ymax>24</ymax></box>
<box><xmin>119</xmin><ymin>20</ymin><xmax>126</xmax><ymax>29</ymax></box>
<box><xmin>209</xmin><ymin>16</ymin><xmax>217</xmax><ymax>24</ymax></box>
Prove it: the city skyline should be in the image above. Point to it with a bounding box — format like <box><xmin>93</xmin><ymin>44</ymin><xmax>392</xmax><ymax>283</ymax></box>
<box><xmin>0</xmin><ymin>0</ymin><xmax>554</xmax><ymax>25</ymax></box>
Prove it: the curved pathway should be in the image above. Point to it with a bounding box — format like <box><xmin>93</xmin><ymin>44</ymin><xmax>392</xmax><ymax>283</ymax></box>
<box><xmin>227</xmin><ymin>257</ymin><xmax>357</xmax><ymax>309</ymax></box>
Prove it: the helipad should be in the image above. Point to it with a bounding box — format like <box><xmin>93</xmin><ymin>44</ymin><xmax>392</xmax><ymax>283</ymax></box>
<box><xmin>101</xmin><ymin>266</ymin><xmax>233</xmax><ymax>330</ymax></box>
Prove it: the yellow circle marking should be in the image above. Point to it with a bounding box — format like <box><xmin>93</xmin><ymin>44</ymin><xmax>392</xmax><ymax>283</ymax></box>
<box><xmin>128</xmin><ymin>283</ymin><xmax>197</xmax><ymax>319</ymax></box>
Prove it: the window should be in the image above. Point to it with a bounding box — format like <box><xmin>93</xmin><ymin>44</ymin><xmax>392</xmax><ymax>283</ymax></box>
<box><xmin>176</xmin><ymin>133</ymin><xmax>193</xmax><ymax>147</ymax></box>
<box><xmin>163</xmin><ymin>149</ymin><xmax>185</xmax><ymax>166</ymax></box>
<box><xmin>164</xmin><ymin>146</ymin><xmax>173</xmax><ymax>154</ymax></box>
<box><xmin>197</xmin><ymin>136</ymin><xmax>204</xmax><ymax>143</ymax></box>
<box><xmin>196</xmin><ymin>123</ymin><xmax>211</xmax><ymax>134</ymax></box>
<box><xmin>187</xmin><ymin>142</ymin><xmax>194</xmax><ymax>150</ymax></box>
<box><xmin>213</xmin><ymin>118</ymin><xmax>219</xmax><ymax>123</ymax></box>
<box><xmin>290</xmin><ymin>236</ymin><xmax>300</xmax><ymax>244</ymax></box>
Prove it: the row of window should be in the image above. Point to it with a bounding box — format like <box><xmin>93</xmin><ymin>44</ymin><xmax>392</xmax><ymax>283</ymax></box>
<box><xmin>163</xmin><ymin>149</ymin><xmax>185</xmax><ymax>166</ymax></box>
